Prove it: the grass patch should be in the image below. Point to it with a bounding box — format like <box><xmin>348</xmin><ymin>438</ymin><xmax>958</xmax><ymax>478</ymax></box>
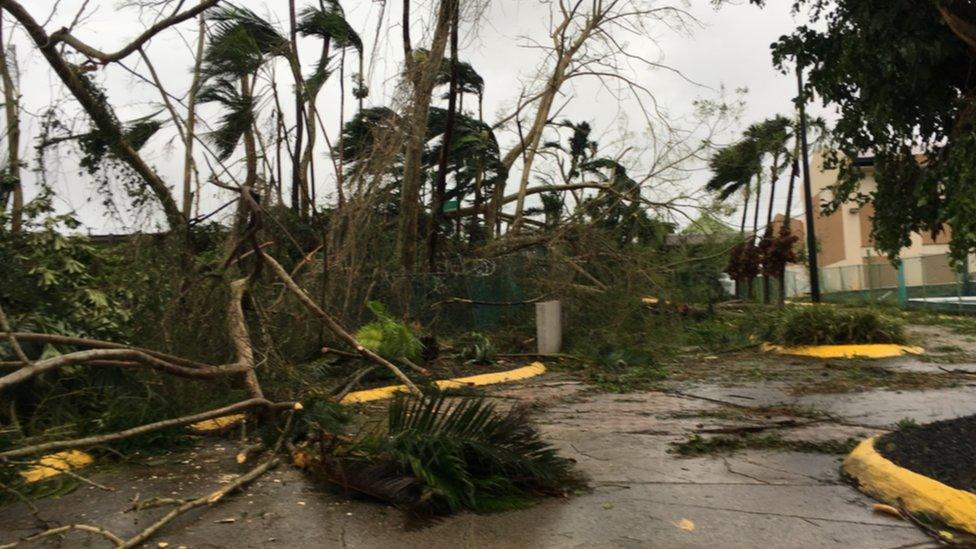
<box><xmin>670</xmin><ymin>433</ymin><xmax>861</xmax><ymax>457</ymax></box>
<box><xmin>904</xmin><ymin>311</ymin><xmax>976</xmax><ymax>335</ymax></box>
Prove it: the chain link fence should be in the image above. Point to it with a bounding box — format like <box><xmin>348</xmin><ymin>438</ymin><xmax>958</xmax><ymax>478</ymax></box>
<box><xmin>781</xmin><ymin>252</ymin><xmax>976</xmax><ymax>312</ymax></box>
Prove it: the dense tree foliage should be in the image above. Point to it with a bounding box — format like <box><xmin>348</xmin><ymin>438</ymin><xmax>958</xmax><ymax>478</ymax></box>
<box><xmin>752</xmin><ymin>0</ymin><xmax>976</xmax><ymax>261</ymax></box>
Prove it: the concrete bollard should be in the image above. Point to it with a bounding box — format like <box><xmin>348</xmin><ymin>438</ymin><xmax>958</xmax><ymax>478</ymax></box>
<box><xmin>535</xmin><ymin>300</ymin><xmax>562</xmax><ymax>354</ymax></box>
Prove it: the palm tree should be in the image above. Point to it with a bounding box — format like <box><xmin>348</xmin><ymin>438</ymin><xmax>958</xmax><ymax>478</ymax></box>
<box><xmin>199</xmin><ymin>6</ymin><xmax>290</xmax><ymax>193</ymax></box>
<box><xmin>297</xmin><ymin>1</ymin><xmax>362</xmax><ymax>213</ymax></box>
<box><xmin>744</xmin><ymin>116</ymin><xmax>793</xmax><ymax>302</ymax></box>
<box><xmin>706</xmin><ymin>138</ymin><xmax>761</xmax><ymax>297</ymax></box>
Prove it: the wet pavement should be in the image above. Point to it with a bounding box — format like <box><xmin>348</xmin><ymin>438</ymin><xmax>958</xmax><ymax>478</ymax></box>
<box><xmin>4</xmin><ymin>368</ymin><xmax>965</xmax><ymax>548</ymax></box>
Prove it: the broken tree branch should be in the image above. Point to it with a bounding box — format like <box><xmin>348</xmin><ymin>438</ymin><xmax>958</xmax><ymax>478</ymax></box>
<box><xmin>48</xmin><ymin>0</ymin><xmax>219</xmax><ymax>64</ymax></box>
<box><xmin>119</xmin><ymin>408</ymin><xmax>299</xmax><ymax>548</ymax></box>
<box><xmin>259</xmin><ymin>251</ymin><xmax>421</xmax><ymax>395</ymax></box>
<box><xmin>0</xmin><ymin>304</ymin><xmax>29</xmax><ymax>367</ymax></box>
<box><xmin>0</xmin><ymin>332</ymin><xmax>217</xmax><ymax>370</ymax></box>
<box><xmin>0</xmin><ymin>399</ymin><xmax>294</xmax><ymax>460</ymax></box>
<box><xmin>0</xmin><ymin>348</ymin><xmax>249</xmax><ymax>391</ymax></box>
<box><xmin>1</xmin><ymin>523</ymin><xmax>125</xmax><ymax>548</ymax></box>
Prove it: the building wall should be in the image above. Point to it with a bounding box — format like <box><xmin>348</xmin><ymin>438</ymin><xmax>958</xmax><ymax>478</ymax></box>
<box><xmin>804</xmin><ymin>149</ymin><xmax>952</xmax><ymax>268</ymax></box>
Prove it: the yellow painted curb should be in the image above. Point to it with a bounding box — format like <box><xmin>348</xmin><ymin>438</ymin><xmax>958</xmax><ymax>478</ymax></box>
<box><xmin>761</xmin><ymin>342</ymin><xmax>924</xmax><ymax>359</ymax></box>
<box><xmin>843</xmin><ymin>437</ymin><xmax>976</xmax><ymax>535</ymax></box>
<box><xmin>20</xmin><ymin>450</ymin><xmax>93</xmax><ymax>483</ymax></box>
<box><xmin>340</xmin><ymin>362</ymin><xmax>547</xmax><ymax>404</ymax></box>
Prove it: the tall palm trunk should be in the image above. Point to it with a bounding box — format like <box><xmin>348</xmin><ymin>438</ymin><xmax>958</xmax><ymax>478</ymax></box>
<box><xmin>749</xmin><ymin>173</ymin><xmax>763</xmax><ymax>300</ymax></box>
<box><xmin>762</xmin><ymin>153</ymin><xmax>780</xmax><ymax>304</ymax></box>
<box><xmin>182</xmin><ymin>9</ymin><xmax>206</xmax><ymax>218</ymax></box>
<box><xmin>779</xmin><ymin>156</ymin><xmax>799</xmax><ymax>303</ymax></box>
<box><xmin>288</xmin><ymin>0</ymin><xmax>306</xmax><ymax>213</ymax></box>
<box><xmin>428</xmin><ymin>0</ymin><xmax>459</xmax><ymax>269</ymax></box>
<box><xmin>299</xmin><ymin>39</ymin><xmax>331</xmax><ymax>215</ymax></box>
<box><xmin>337</xmin><ymin>50</ymin><xmax>347</xmax><ymax>208</ymax></box>
<box><xmin>736</xmin><ymin>184</ymin><xmax>751</xmax><ymax>298</ymax></box>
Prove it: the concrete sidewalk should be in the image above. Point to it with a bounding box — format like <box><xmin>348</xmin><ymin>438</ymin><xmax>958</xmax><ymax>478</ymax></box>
<box><xmin>2</xmin><ymin>372</ymin><xmax>958</xmax><ymax>547</ymax></box>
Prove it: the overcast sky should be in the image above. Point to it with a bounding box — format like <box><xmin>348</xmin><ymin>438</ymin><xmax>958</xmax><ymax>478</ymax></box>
<box><xmin>5</xmin><ymin>0</ymin><xmax>820</xmax><ymax>233</ymax></box>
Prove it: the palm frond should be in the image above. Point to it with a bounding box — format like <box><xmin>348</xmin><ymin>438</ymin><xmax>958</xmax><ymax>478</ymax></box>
<box><xmin>304</xmin><ymin>56</ymin><xmax>332</xmax><ymax>96</ymax></box>
<box><xmin>204</xmin><ymin>5</ymin><xmax>289</xmax><ymax>78</ymax></box>
<box><xmin>122</xmin><ymin>112</ymin><xmax>165</xmax><ymax>151</ymax></box>
<box><xmin>197</xmin><ymin>77</ymin><xmax>254</xmax><ymax>159</ymax></box>
<box><xmin>336</xmin><ymin>107</ymin><xmax>400</xmax><ymax>163</ymax></box>
<box><xmin>435</xmin><ymin>59</ymin><xmax>485</xmax><ymax>96</ymax></box>
<box><xmin>706</xmin><ymin>138</ymin><xmax>761</xmax><ymax>199</ymax></box>
<box><xmin>305</xmin><ymin>393</ymin><xmax>581</xmax><ymax>519</ymax></box>
<box><xmin>380</xmin><ymin>393</ymin><xmax>579</xmax><ymax>513</ymax></box>
<box><xmin>297</xmin><ymin>3</ymin><xmax>363</xmax><ymax>51</ymax></box>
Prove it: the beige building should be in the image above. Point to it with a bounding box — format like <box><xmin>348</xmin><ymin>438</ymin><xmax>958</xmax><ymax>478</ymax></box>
<box><xmin>787</xmin><ymin>149</ymin><xmax>960</xmax><ymax>292</ymax></box>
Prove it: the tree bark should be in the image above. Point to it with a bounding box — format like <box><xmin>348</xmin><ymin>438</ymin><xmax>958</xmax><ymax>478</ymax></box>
<box><xmin>938</xmin><ymin>4</ymin><xmax>976</xmax><ymax>54</ymax></box>
<box><xmin>299</xmin><ymin>40</ymin><xmax>331</xmax><ymax>214</ymax></box>
<box><xmin>779</xmin><ymin>157</ymin><xmax>799</xmax><ymax>303</ymax></box>
<box><xmin>762</xmin><ymin>154</ymin><xmax>779</xmax><ymax>304</ymax></box>
<box><xmin>505</xmin><ymin>9</ymin><xmax>599</xmax><ymax>234</ymax></box>
<box><xmin>46</xmin><ymin>0</ymin><xmax>218</xmax><ymax>64</ymax></box>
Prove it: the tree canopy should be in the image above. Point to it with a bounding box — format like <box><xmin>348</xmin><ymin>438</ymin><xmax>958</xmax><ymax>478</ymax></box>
<box><xmin>752</xmin><ymin>0</ymin><xmax>976</xmax><ymax>261</ymax></box>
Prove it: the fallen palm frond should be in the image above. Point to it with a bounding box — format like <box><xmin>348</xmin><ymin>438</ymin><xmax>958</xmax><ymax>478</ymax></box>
<box><xmin>307</xmin><ymin>393</ymin><xmax>581</xmax><ymax>519</ymax></box>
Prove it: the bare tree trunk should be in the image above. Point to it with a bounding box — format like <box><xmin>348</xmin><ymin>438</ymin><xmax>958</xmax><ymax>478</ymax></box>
<box><xmin>288</xmin><ymin>0</ymin><xmax>305</xmax><ymax>214</ymax></box>
<box><xmin>508</xmin><ymin>68</ymin><xmax>565</xmax><ymax>234</ymax></box>
<box><xmin>299</xmin><ymin>40</ymin><xmax>331</xmax><ymax>214</ymax></box>
<box><xmin>749</xmin><ymin>174</ymin><xmax>763</xmax><ymax>300</ymax></box>
<box><xmin>396</xmin><ymin>0</ymin><xmax>454</xmax><ymax>272</ymax></box>
<box><xmin>736</xmin><ymin>184</ymin><xmax>751</xmax><ymax>298</ymax></box>
<box><xmin>337</xmin><ymin>53</ymin><xmax>347</xmax><ymax>208</ymax></box>
<box><xmin>272</xmin><ymin>87</ymin><xmax>287</xmax><ymax>206</ymax></box>
<box><xmin>938</xmin><ymin>4</ymin><xmax>976</xmax><ymax>53</ymax></box>
<box><xmin>0</xmin><ymin>19</ymin><xmax>21</xmax><ymax>233</ymax></box>
<box><xmin>428</xmin><ymin>0</ymin><xmax>459</xmax><ymax>269</ymax></box>
<box><xmin>241</xmin><ymin>76</ymin><xmax>258</xmax><ymax>189</ymax></box>
<box><xmin>499</xmin><ymin>8</ymin><xmax>599</xmax><ymax>234</ymax></box>
<box><xmin>183</xmin><ymin>6</ymin><xmax>206</xmax><ymax>218</ymax></box>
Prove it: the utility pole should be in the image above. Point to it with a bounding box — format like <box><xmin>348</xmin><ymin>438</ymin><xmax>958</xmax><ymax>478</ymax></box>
<box><xmin>797</xmin><ymin>62</ymin><xmax>822</xmax><ymax>302</ymax></box>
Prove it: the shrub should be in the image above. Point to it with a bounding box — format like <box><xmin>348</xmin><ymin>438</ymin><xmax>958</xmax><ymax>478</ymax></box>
<box><xmin>772</xmin><ymin>305</ymin><xmax>906</xmax><ymax>346</ymax></box>
<box><xmin>354</xmin><ymin>301</ymin><xmax>424</xmax><ymax>362</ymax></box>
